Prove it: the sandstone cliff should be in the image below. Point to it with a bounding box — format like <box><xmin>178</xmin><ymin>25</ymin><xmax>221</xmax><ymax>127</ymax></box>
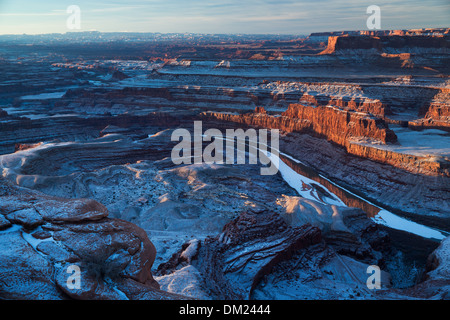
<box><xmin>411</xmin><ymin>88</ymin><xmax>450</xmax><ymax>130</ymax></box>
<box><xmin>201</xmin><ymin>106</ymin><xmax>450</xmax><ymax>176</ymax></box>
<box><xmin>282</xmin><ymin>103</ymin><xmax>397</xmax><ymax>146</ymax></box>
<box><xmin>201</xmin><ymin>103</ymin><xmax>397</xmax><ymax>147</ymax></box>
<box><xmin>320</xmin><ymin>32</ymin><xmax>450</xmax><ymax>55</ymax></box>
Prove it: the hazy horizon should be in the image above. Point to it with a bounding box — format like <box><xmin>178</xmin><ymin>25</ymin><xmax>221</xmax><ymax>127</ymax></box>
<box><xmin>0</xmin><ymin>0</ymin><xmax>448</xmax><ymax>35</ymax></box>
<box><xmin>1</xmin><ymin>27</ymin><xmax>450</xmax><ymax>37</ymax></box>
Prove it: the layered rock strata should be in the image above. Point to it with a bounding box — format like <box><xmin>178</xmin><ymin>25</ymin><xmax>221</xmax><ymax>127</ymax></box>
<box><xmin>201</xmin><ymin>106</ymin><xmax>450</xmax><ymax>177</ymax></box>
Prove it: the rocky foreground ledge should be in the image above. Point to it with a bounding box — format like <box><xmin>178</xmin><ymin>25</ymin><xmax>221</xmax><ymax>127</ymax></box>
<box><xmin>0</xmin><ymin>177</ymin><xmax>185</xmax><ymax>300</ymax></box>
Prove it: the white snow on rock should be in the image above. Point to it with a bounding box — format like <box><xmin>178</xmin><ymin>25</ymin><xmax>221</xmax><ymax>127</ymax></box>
<box><xmin>180</xmin><ymin>239</ymin><xmax>200</xmax><ymax>263</ymax></box>
<box><xmin>155</xmin><ymin>265</ymin><xmax>211</xmax><ymax>299</ymax></box>
<box><xmin>373</xmin><ymin>210</ymin><xmax>447</xmax><ymax>241</ymax></box>
<box><xmin>20</xmin><ymin>91</ymin><xmax>67</xmax><ymax>100</ymax></box>
<box><xmin>351</xmin><ymin>126</ymin><xmax>450</xmax><ymax>159</ymax></box>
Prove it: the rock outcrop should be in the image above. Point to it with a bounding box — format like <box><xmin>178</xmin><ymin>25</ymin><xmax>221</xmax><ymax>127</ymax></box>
<box><xmin>197</xmin><ymin>208</ymin><xmax>322</xmax><ymax>299</ymax></box>
<box><xmin>282</xmin><ymin>103</ymin><xmax>397</xmax><ymax>145</ymax></box>
<box><xmin>202</xmin><ymin>103</ymin><xmax>397</xmax><ymax>147</ymax></box>
<box><xmin>301</xmin><ymin>93</ymin><xmax>389</xmax><ymax>118</ymax></box>
<box><xmin>309</xmin><ymin>28</ymin><xmax>450</xmax><ymax>39</ymax></box>
<box><xmin>277</xmin><ymin>196</ymin><xmax>390</xmax><ymax>264</ymax></box>
<box><xmin>320</xmin><ymin>33</ymin><xmax>450</xmax><ymax>55</ymax></box>
<box><xmin>0</xmin><ymin>177</ymin><xmax>185</xmax><ymax>300</ymax></box>
<box><xmin>152</xmin><ymin>204</ymin><xmax>400</xmax><ymax>300</ymax></box>
<box><xmin>0</xmin><ymin>108</ymin><xmax>8</xmax><ymax>118</ymax></box>
<box><xmin>400</xmin><ymin>236</ymin><xmax>450</xmax><ymax>299</ymax></box>
<box><xmin>192</xmin><ymin>201</ymin><xmax>393</xmax><ymax>300</ymax></box>
<box><xmin>411</xmin><ymin>88</ymin><xmax>450</xmax><ymax>130</ymax></box>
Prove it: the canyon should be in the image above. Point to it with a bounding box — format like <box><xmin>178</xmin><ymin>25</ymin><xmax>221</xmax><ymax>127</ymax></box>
<box><xmin>0</xmin><ymin>29</ymin><xmax>449</xmax><ymax>300</ymax></box>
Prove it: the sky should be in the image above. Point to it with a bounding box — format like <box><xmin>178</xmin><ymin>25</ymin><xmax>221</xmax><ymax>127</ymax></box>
<box><xmin>0</xmin><ymin>0</ymin><xmax>448</xmax><ymax>35</ymax></box>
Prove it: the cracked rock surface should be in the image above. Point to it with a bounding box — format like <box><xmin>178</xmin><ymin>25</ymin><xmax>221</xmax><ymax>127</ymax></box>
<box><xmin>0</xmin><ymin>177</ymin><xmax>185</xmax><ymax>300</ymax></box>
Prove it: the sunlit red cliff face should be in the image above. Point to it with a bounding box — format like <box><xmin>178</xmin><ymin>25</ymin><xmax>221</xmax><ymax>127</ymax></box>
<box><xmin>320</xmin><ymin>34</ymin><xmax>449</xmax><ymax>55</ymax></box>
<box><xmin>0</xmin><ymin>29</ymin><xmax>449</xmax><ymax>300</ymax></box>
<box><xmin>201</xmin><ymin>105</ymin><xmax>449</xmax><ymax>177</ymax></box>
<box><xmin>201</xmin><ymin>103</ymin><xmax>396</xmax><ymax>146</ymax></box>
<box><xmin>283</xmin><ymin>104</ymin><xmax>397</xmax><ymax>145</ymax></box>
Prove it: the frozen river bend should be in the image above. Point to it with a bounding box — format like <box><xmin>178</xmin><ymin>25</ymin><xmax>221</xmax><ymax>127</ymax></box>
<box><xmin>0</xmin><ymin>129</ymin><xmax>448</xmax><ymax>299</ymax></box>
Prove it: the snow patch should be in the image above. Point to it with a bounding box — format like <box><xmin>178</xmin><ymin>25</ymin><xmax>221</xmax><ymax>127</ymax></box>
<box><xmin>21</xmin><ymin>91</ymin><xmax>67</xmax><ymax>100</ymax></box>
